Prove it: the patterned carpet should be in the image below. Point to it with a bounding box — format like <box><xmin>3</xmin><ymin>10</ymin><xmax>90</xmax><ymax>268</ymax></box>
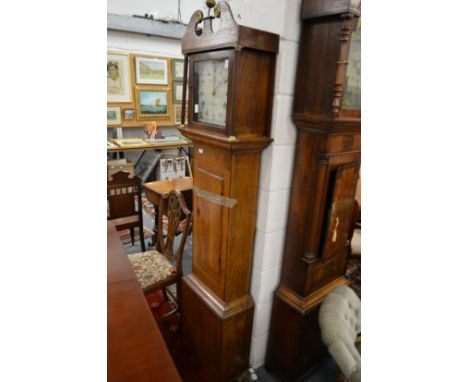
<box><xmin>346</xmin><ymin>256</ymin><xmax>361</xmax><ymax>298</ymax></box>
<box><xmin>142</xmin><ymin>195</ymin><xmax>155</xmax><ymax>216</ymax></box>
<box><xmin>118</xmin><ymin>226</ymin><xmax>153</xmax><ymax>244</ymax></box>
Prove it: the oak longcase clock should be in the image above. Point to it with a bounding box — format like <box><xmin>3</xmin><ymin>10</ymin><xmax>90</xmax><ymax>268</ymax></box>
<box><xmin>178</xmin><ymin>2</ymin><xmax>279</xmax><ymax>381</ymax></box>
<box><xmin>265</xmin><ymin>0</ymin><xmax>361</xmax><ymax>381</ymax></box>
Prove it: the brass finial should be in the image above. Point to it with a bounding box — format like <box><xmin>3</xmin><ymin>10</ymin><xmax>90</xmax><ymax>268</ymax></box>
<box><xmin>195</xmin><ymin>10</ymin><xmax>203</xmax><ymax>23</ymax></box>
<box><xmin>206</xmin><ymin>0</ymin><xmax>216</xmax><ymax>9</ymax></box>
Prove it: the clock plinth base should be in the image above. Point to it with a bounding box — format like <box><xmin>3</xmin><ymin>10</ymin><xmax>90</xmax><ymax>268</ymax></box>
<box><xmin>181</xmin><ymin>274</ymin><xmax>254</xmax><ymax>382</ymax></box>
<box><xmin>266</xmin><ymin>277</ymin><xmax>349</xmax><ymax>382</ymax></box>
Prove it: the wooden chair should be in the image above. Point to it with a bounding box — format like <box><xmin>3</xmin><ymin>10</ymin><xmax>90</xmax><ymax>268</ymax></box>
<box><xmin>107</xmin><ymin>171</ymin><xmax>145</xmax><ymax>252</ymax></box>
<box><xmin>127</xmin><ymin>190</ymin><xmax>192</xmax><ymax>321</ymax></box>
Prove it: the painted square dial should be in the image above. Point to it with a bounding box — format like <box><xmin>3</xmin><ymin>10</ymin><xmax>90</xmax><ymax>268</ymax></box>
<box><xmin>193</xmin><ymin>59</ymin><xmax>229</xmax><ymax>127</ymax></box>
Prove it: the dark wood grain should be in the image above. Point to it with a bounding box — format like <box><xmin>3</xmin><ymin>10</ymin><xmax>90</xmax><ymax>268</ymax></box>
<box><xmin>266</xmin><ymin>0</ymin><xmax>361</xmax><ymax>379</ymax></box>
<box><xmin>107</xmin><ymin>222</ymin><xmax>181</xmax><ymax>382</ymax></box>
<box><xmin>301</xmin><ymin>0</ymin><xmax>361</xmax><ymax>20</ymax></box>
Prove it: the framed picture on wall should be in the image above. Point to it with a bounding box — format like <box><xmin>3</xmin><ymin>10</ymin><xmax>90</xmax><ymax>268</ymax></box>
<box><xmin>173</xmin><ymin>82</ymin><xmax>184</xmax><ymax>104</ymax></box>
<box><xmin>135</xmin><ymin>56</ymin><xmax>168</xmax><ymax>85</ymax></box>
<box><xmin>107</xmin><ymin>107</ymin><xmax>121</xmax><ymax>126</ymax></box>
<box><xmin>174</xmin><ymin>105</ymin><xmax>182</xmax><ymax>124</ymax></box>
<box><xmin>135</xmin><ymin>87</ymin><xmax>171</xmax><ymax>120</ymax></box>
<box><xmin>172</xmin><ymin>59</ymin><xmax>185</xmax><ymax>81</ymax></box>
<box><xmin>123</xmin><ymin>108</ymin><xmax>134</xmax><ymax>120</ymax></box>
<box><xmin>107</xmin><ymin>52</ymin><xmax>132</xmax><ymax>102</ymax></box>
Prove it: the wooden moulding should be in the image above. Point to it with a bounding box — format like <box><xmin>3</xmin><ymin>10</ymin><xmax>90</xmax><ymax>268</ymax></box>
<box><xmin>301</xmin><ymin>0</ymin><xmax>361</xmax><ymax>20</ymax></box>
<box><xmin>181</xmin><ymin>1</ymin><xmax>279</xmax><ymax>55</ymax></box>
<box><xmin>183</xmin><ymin>273</ymin><xmax>253</xmax><ymax>319</ymax></box>
<box><xmin>275</xmin><ymin>277</ymin><xmax>349</xmax><ymax>315</ymax></box>
<box><xmin>179</xmin><ymin>126</ymin><xmax>273</xmax><ymax>153</ymax></box>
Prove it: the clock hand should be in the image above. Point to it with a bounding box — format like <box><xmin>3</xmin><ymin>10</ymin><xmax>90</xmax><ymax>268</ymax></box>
<box><xmin>214</xmin><ymin>78</ymin><xmax>227</xmax><ymax>90</ymax></box>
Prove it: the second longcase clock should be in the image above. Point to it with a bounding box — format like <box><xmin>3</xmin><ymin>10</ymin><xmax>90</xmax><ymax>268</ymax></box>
<box><xmin>265</xmin><ymin>0</ymin><xmax>361</xmax><ymax>380</ymax></box>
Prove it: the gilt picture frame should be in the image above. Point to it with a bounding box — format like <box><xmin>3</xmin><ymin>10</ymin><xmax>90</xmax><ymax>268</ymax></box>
<box><xmin>135</xmin><ymin>87</ymin><xmax>171</xmax><ymax>120</ymax></box>
<box><xmin>135</xmin><ymin>56</ymin><xmax>168</xmax><ymax>85</ymax></box>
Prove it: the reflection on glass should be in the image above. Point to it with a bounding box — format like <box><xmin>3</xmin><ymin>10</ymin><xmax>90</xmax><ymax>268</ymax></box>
<box><xmin>342</xmin><ymin>18</ymin><xmax>361</xmax><ymax>111</ymax></box>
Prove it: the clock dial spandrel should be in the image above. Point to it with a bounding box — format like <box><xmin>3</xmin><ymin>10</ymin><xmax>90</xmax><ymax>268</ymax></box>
<box><xmin>193</xmin><ymin>59</ymin><xmax>229</xmax><ymax>127</ymax></box>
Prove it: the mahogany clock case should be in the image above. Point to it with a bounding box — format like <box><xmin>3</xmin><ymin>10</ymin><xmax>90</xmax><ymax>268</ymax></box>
<box><xmin>265</xmin><ymin>0</ymin><xmax>361</xmax><ymax>380</ymax></box>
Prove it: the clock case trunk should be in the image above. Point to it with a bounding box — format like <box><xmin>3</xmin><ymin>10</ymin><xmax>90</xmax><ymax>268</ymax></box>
<box><xmin>265</xmin><ymin>0</ymin><xmax>361</xmax><ymax>381</ymax></box>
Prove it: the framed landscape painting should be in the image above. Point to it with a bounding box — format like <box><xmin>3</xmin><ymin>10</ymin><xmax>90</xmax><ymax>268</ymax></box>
<box><xmin>135</xmin><ymin>56</ymin><xmax>168</xmax><ymax>85</ymax></box>
<box><xmin>135</xmin><ymin>88</ymin><xmax>171</xmax><ymax>119</ymax></box>
<box><xmin>107</xmin><ymin>52</ymin><xmax>132</xmax><ymax>102</ymax></box>
<box><xmin>107</xmin><ymin>107</ymin><xmax>121</xmax><ymax>126</ymax></box>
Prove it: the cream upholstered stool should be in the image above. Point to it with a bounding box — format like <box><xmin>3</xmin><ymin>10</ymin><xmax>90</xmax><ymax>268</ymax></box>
<box><xmin>319</xmin><ymin>285</ymin><xmax>361</xmax><ymax>382</ymax></box>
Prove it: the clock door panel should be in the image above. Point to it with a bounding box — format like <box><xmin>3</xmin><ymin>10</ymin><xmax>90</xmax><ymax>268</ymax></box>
<box><xmin>192</xmin><ymin>162</ymin><xmax>230</xmax><ymax>297</ymax></box>
<box><xmin>319</xmin><ymin>162</ymin><xmax>360</xmax><ymax>260</ymax></box>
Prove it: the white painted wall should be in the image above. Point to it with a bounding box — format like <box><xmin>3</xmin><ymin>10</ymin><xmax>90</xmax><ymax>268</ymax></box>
<box><xmin>248</xmin><ymin>0</ymin><xmax>302</xmax><ymax>369</ymax></box>
<box><xmin>108</xmin><ymin>0</ymin><xmax>303</xmax><ymax>369</ymax></box>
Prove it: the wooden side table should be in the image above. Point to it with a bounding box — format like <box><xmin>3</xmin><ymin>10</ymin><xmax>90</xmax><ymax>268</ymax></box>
<box><xmin>143</xmin><ymin>177</ymin><xmax>193</xmax><ymax>249</ymax></box>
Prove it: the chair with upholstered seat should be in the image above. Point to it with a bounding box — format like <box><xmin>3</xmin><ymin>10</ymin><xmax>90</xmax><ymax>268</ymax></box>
<box><xmin>319</xmin><ymin>285</ymin><xmax>361</xmax><ymax>382</ymax></box>
<box><xmin>107</xmin><ymin>171</ymin><xmax>145</xmax><ymax>252</ymax></box>
<box><xmin>127</xmin><ymin>189</ymin><xmax>192</xmax><ymax>320</ymax></box>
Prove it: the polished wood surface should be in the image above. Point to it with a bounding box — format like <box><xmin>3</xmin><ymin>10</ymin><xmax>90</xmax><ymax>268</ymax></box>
<box><xmin>266</xmin><ymin>0</ymin><xmax>361</xmax><ymax>380</ymax></box>
<box><xmin>144</xmin><ymin>177</ymin><xmax>193</xmax><ymax>203</ymax></box>
<box><xmin>107</xmin><ymin>137</ymin><xmax>192</xmax><ymax>153</ymax></box>
<box><xmin>107</xmin><ymin>222</ymin><xmax>181</xmax><ymax>382</ymax></box>
<box><xmin>178</xmin><ymin>3</ymin><xmax>278</xmax><ymax>380</ymax></box>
